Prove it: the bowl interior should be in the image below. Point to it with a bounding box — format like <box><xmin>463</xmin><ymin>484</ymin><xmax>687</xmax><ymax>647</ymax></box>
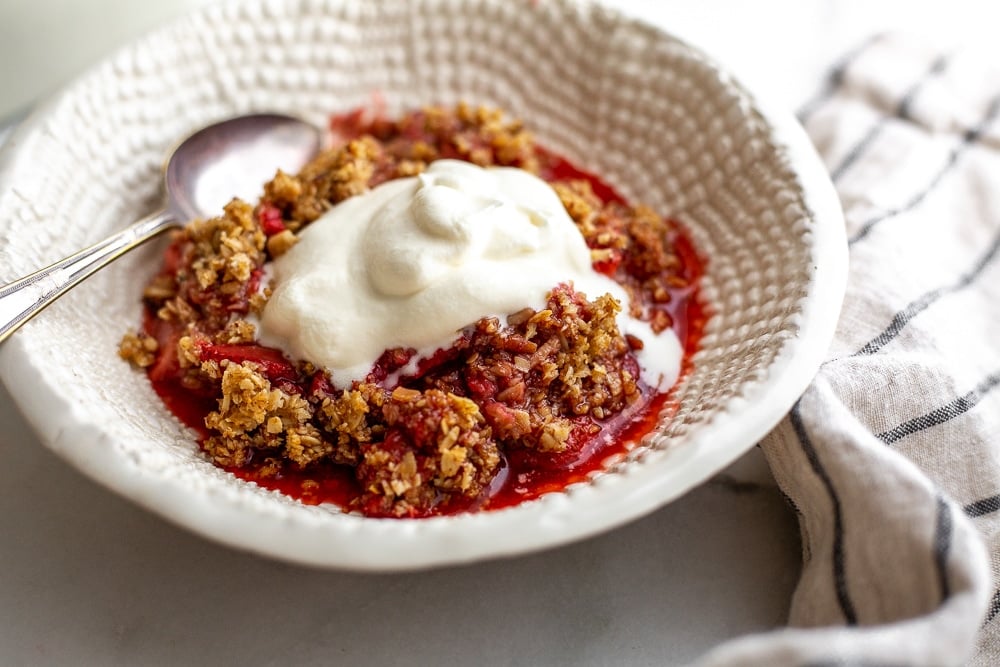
<box><xmin>0</xmin><ymin>0</ymin><xmax>843</xmax><ymax>570</ymax></box>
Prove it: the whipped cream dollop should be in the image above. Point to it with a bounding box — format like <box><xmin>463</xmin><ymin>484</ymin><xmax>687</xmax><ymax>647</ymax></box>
<box><xmin>258</xmin><ymin>160</ymin><xmax>680</xmax><ymax>388</ymax></box>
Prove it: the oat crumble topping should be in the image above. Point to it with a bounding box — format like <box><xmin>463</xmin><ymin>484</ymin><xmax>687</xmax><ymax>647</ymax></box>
<box><xmin>121</xmin><ymin>104</ymin><xmax>696</xmax><ymax>517</ymax></box>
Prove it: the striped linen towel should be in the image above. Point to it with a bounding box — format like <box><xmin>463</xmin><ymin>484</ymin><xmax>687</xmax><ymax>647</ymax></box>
<box><xmin>695</xmin><ymin>34</ymin><xmax>1000</xmax><ymax>666</ymax></box>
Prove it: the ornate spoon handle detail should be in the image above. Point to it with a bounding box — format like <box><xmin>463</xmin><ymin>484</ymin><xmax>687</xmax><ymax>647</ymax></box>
<box><xmin>0</xmin><ymin>209</ymin><xmax>177</xmax><ymax>344</ymax></box>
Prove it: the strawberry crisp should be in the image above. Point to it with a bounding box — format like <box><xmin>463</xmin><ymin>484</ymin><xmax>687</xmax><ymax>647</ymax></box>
<box><xmin>120</xmin><ymin>104</ymin><xmax>705</xmax><ymax>518</ymax></box>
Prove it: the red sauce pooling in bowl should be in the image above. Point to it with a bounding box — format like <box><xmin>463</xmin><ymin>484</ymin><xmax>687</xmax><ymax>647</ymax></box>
<box><xmin>140</xmin><ymin>108</ymin><xmax>707</xmax><ymax>518</ymax></box>
<box><xmin>149</xmin><ymin>160</ymin><xmax>705</xmax><ymax>515</ymax></box>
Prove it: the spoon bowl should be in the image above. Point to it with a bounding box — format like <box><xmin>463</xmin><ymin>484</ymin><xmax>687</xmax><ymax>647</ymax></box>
<box><xmin>0</xmin><ymin>113</ymin><xmax>321</xmax><ymax>344</ymax></box>
<box><xmin>165</xmin><ymin>113</ymin><xmax>322</xmax><ymax>221</ymax></box>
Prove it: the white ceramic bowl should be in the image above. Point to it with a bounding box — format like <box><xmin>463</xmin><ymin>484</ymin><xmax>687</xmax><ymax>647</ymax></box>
<box><xmin>0</xmin><ymin>0</ymin><xmax>845</xmax><ymax>570</ymax></box>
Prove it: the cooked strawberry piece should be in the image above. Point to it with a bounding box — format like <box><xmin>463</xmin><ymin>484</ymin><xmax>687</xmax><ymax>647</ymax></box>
<box><xmin>197</xmin><ymin>342</ymin><xmax>298</xmax><ymax>383</ymax></box>
<box><xmin>366</xmin><ymin>347</ymin><xmax>415</xmax><ymax>384</ymax></box>
<box><xmin>223</xmin><ymin>268</ymin><xmax>262</xmax><ymax>314</ymax></box>
<box><xmin>256</xmin><ymin>204</ymin><xmax>286</xmax><ymax>236</ymax></box>
<box><xmin>161</xmin><ymin>237</ymin><xmax>185</xmax><ymax>277</ymax></box>
<box><xmin>592</xmin><ymin>248</ymin><xmax>623</xmax><ymax>276</ymax></box>
<box><xmin>506</xmin><ymin>417</ymin><xmax>597</xmax><ymax>471</ymax></box>
<box><xmin>308</xmin><ymin>371</ymin><xmax>336</xmax><ymax>400</ymax></box>
<box><xmin>466</xmin><ymin>373</ymin><xmax>497</xmax><ymax>400</ymax></box>
<box><xmin>147</xmin><ymin>330</ymin><xmax>183</xmax><ymax>383</ymax></box>
<box><xmin>412</xmin><ymin>337</ymin><xmax>467</xmax><ymax>378</ymax></box>
<box><xmin>144</xmin><ymin>314</ymin><xmax>185</xmax><ymax>383</ymax></box>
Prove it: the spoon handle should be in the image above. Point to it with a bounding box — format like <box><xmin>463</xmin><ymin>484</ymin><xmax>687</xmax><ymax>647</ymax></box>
<box><xmin>0</xmin><ymin>209</ymin><xmax>178</xmax><ymax>344</ymax></box>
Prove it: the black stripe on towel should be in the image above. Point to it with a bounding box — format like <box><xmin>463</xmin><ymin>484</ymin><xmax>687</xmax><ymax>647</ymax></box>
<box><xmin>933</xmin><ymin>495</ymin><xmax>953</xmax><ymax>602</ymax></box>
<box><xmin>797</xmin><ymin>34</ymin><xmax>884</xmax><ymax>123</ymax></box>
<box><xmin>965</xmin><ymin>494</ymin><xmax>1000</xmax><ymax>518</ymax></box>
<box><xmin>830</xmin><ymin>55</ymin><xmax>949</xmax><ymax>182</ymax></box>
<box><xmin>985</xmin><ymin>588</ymin><xmax>1000</xmax><ymax>624</ymax></box>
<box><xmin>856</xmin><ymin>224</ymin><xmax>1000</xmax><ymax>356</ymax></box>
<box><xmin>806</xmin><ymin>660</ymin><xmax>913</xmax><ymax>667</ymax></box>
<box><xmin>790</xmin><ymin>402</ymin><xmax>858</xmax><ymax>624</ymax></box>
<box><xmin>848</xmin><ymin>93</ymin><xmax>1000</xmax><ymax>245</ymax></box>
<box><xmin>876</xmin><ymin>371</ymin><xmax>1000</xmax><ymax>445</ymax></box>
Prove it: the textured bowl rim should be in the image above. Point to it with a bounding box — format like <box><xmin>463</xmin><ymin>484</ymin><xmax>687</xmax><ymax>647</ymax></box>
<box><xmin>0</xmin><ymin>0</ymin><xmax>846</xmax><ymax>571</ymax></box>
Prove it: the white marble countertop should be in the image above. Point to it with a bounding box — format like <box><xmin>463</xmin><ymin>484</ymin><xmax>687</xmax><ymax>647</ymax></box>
<box><xmin>0</xmin><ymin>1</ymin><xmax>996</xmax><ymax>664</ymax></box>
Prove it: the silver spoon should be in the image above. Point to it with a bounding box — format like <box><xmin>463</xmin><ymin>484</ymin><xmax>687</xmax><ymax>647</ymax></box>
<box><xmin>0</xmin><ymin>113</ymin><xmax>321</xmax><ymax>344</ymax></box>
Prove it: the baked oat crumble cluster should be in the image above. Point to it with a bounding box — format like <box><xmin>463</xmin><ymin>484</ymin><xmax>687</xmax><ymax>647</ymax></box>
<box><xmin>120</xmin><ymin>104</ymin><xmax>693</xmax><ymax>517</ymax></box>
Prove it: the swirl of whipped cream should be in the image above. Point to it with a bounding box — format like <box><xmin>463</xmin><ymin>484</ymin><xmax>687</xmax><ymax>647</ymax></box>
<box><xmin>361</xmin><ymin>160</ymin><xmax>548</xmax><ymax>297</ymax></box>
